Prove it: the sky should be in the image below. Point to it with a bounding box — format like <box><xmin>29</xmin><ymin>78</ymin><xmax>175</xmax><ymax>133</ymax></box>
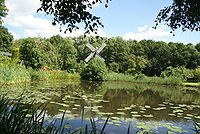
<box><xmin>3</xmin><ymin>0</ymin><xmax>200</xmax><ymax>45</ymax></box>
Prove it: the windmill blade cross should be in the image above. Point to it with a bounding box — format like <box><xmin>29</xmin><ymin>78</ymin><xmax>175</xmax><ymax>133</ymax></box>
<box><xmin>85</xmin><ymin>43</ymin><xmax>106</xmax><ymax>62</ymax></box>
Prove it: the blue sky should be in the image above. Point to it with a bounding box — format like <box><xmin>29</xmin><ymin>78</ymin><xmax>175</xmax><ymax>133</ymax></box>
<box><xmin>3</xmin><ymin>0</ymin><xmax>200</xmax><ymax>44</ymax></box>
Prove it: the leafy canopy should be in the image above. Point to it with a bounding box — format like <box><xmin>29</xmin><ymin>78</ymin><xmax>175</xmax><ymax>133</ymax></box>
<box><xmin>0</xmin><ymin>0</ymin><xmax>8</xmax><ymax>24</ymax></box>
<box><xmin>38</xmin><ymin>0</ymin><xmax>200</xmax><ymax>33</ymax></box>
<box><xmin>155</xmin><ymin>0</ymin><xmax>200</xmax><ymax>32</ymax></box>
<box><xmin>38</xmin><ymin>0</ymin><xmax>111</xmax><ymax>34</ymax></box>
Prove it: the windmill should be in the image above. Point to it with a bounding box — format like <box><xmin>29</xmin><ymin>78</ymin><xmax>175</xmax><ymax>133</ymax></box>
<box><xmin>84</xmin><ymin>43</ymin><xmax>106</xmax><ymax>62</ymax></box>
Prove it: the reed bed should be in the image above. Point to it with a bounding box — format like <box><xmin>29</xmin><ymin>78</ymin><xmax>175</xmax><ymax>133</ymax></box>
<box><xmin>104</xmin><ymin>72</ymin><xmax>182</xmax><ymax>86</ymax></box>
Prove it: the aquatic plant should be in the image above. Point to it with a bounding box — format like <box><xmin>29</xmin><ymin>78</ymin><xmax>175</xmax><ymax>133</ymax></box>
<box><xmin>104</xmin><ymin>72</ymin><xmax>182</xmax><ymax>86</ymax></box>
<box><xmin>0</xmin><ymin>63</ymin><xmax>31</xmax><ymax>84</ymax></box>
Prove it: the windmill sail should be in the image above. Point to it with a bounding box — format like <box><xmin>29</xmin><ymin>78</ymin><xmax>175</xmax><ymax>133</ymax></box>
<box><xmin>84</xmin><ymin>43</ymin><xmax>106</xmax><ymax>62</ymax></box>
<box><xmin>97</xmin><ymin>43</ymin><xmax>106</xmax><ymax>53</ymax></box>
<box><xmin>84</xmin><ymin>52</ymin><xmax>95</xmax><ymax>62</ymax></box>
<box><xmin>95</xmin><ymin>54</ymin><xmax>105</xmax><ymax>62</ymax></box>
<box><xmin>86</xmin><ymin>44</ymin><xmax>95</xmax><ymax>52</ymax></box>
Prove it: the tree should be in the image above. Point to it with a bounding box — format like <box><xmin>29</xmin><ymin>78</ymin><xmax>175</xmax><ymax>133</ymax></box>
<box><xmin>155</xmin><ymin>0</ymin><xmax>200</xmax><ymax>32</ymax></box>
<box><xmin>80</xmin><ymin>58</ymin><xmax>108</xmax><ymax>81</ymax></box>
<box><xmin>38</xmin><ymin>0</ymin><xmax>111</xmax><ymax>34</ymax></box>
<box><xmin>38</xmin><ymin>0</ymin><xmax>200</xmax><ymax>33</ymax></box>
<box><xmin>59</xmin><ymin>40</ymin><xmax>77</xmax><ymax>72</ymax></box>
<box><xmin>0</xmin><ymin>0</ymin><xmax>8</xmax><ymax>24</ymax></box>
<box><xmin>126</xmin><ymin>55</ymin><xmax>148</xmax><ymax>75</ymax></box>
<box><xmin>0</xmin><ymin>25</ymin><xmax>13</xmax><ymax>52</ymax></box>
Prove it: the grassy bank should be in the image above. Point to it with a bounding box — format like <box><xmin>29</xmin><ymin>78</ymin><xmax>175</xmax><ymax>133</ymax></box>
<box><xmin>0</xmin><ymin>63</ymin><xmax>31</xmax><ymax>84</ymax></box>
<box><xmin>0</xmin><ymin>63</ymin><xmax>80</xmax><ymax>85</ymax></box>
<box><xmin>104</xmin><ymin>72</ymin><xmax>182</xmax><ymax>86</ymax></box>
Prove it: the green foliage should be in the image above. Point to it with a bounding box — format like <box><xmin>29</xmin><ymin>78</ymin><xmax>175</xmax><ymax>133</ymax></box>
<box><xmin>0</xmin><ymin>95</ymin><xmax>66</xmax><ymax>134</ymax></box>
<box><xmin>104</xmin><ymin>72</ymin><xmax>181</xmax><ymax>86</ymax></box>
<box><xmin>104</xmin><ymin>72</ymin><xmax>135</xmax><ymax>81</ymax></box>
<box><xmin>11</xmin><ymin>47</ymin><xmax>20</xmax><ymax>63</ymax></box>
<box><xmin>76</xmin><ymin>60</ymin><xmax>86</xmax><ymax>73</ymax></box>
<box><xmin>0</xmin><ymin>54</ymin><xmax>10</xmax><ymax>63</ymax></box>
<box><xmin>38</xmin><ymin>0</ymin><xmax>111</xmax><ymax>34</ymax></box>
<box><xmin>0</xmin><ymin>0</ymin><xmax>8</xmax><ymax>24</ymax></box>
<box><xmin>28</xmin><ymin>68</ymin><xmax>49</xmax><ymax>81</ymax></box>
<box><xmin>38</xmin><ymin>0</ymin><xmax>199</xmax><ymax>33</ymax></box>
<box><xmin>60</xmin><ymin>40</ymin><xmax>77</xmax><ymax>72</ymax></box>
<box><xmin>103</xmin><ymin>37</ymin><xmax>130</xmax><ymax>73</ymax></box>
<box><xmin>126</xmin><ymin>55</ymin><xmax>148</xmax><ymax>75</ymax></box>
<box><xmin>81</xmin><ymin>58</ymin><xmax>108</xmax><ymax>81</ymax></box>
<box><xmin>19</xmin><ymin>38</ymin><xmax>61</xmax><ymax>69</ymax></box>
<box><xmin>155</xmin><ymin>0</ymin><xmax>200</xmax><ymax>32</ymax></box>
<box><xmin>109</xmin><ymin>62</ymin><xmax>119</xmax><ymax>73</ymax></box>
<box><xmin>0</xmin><ymin>25</ymin><xmax>13</xmax><ymax>52</ymax></box>
<box><xmin>160</xmin><ymin>66</ymin><xmax>193</xmax><ymax>81</ymax></box>
<box><xmin>19</xmin><ymin>38</ymin><xmax>43</xmax><ymax>68</ymax></box>
<box><xmin>48</xmin><ymin>71</ymin><xmax>80</xmax><ymax>80</ymax></box>
<box><xmin>0</xmin><ymin>63</ymin><xmax>31</xmax><ymax>84</ymax></box>
<box><xmin>7</xmin><ymin>35</ymin><xmax>200</xmax><ymax>81</ymax></box>
<box><xmin>193</xmin><ymin>67</ymin><xmax>200</xmax><ymax>82</ymax></box>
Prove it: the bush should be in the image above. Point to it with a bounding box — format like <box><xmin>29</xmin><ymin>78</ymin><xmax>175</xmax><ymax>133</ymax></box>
<box><xmin>0</xmin><ymin>63</ymin><xmax>31</xmax><ymax>84</ymax></box>
<box><xmin>109</xmin><ymin>62</ymin><xmax>119</xmax><ymax>73</ymax></box>
<box><xmin>28</xmin><ymin>68</ymin><xmax>49</xmax><ymax>81</ymax></box>
<box><xmin>80</xmin><ymin>58</ymin><xmax>108</xmax><ymax>81</ymax></box>
<box><xmin>160</xmin><ymin>66</ymin><xmax>193</xmax><ymax>81</ymax></box>
<box><xmin>0</xmin><ymin>54</ymin><xmax>10</xmax><ymax>63</ymax></box>
<box><xmin>193</xmin><ymin>66</ymin><xmax>200</xmax><ymax>81</ymax></box>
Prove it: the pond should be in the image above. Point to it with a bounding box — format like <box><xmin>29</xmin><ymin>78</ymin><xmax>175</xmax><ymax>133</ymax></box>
<box><xmin>1</xmin><ymin>80</ymin><xmax>200</xmax><ymax>134</ymax></box>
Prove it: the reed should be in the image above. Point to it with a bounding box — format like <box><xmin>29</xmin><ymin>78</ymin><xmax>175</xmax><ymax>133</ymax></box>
<box><xmin>104</xmin><ymin>72</ymin><xmax>182</xmax><ymax>86</ymax></box>
<box><xmin>0</xmin><ymin>63</ymin><xmax>31</xmax><ymax>84</ymax></box>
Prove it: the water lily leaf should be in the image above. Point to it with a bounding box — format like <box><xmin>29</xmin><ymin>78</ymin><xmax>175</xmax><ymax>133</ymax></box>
<box><xmin>143</xmin><ymin>114</ymin><xmax>154</xmax><ymax>118</ymax></box>
<box><xmin>144</xmin><ymin>105</ymin><xmax>151</xmax><ymax>108</ymax></box>
<box><xmin>111</xmin><ymin>117</ymin><xmax>121</xmax><ymax>120</ymax></box>
<box><xmin>132</xmin><ymin>114</ymin><xmax>141</xmax><ymax>117</ymax></box>
<box><xmin>131</xmin><ymin>111</ymin><xmax>138</xmax><ymax>114</ymax></box>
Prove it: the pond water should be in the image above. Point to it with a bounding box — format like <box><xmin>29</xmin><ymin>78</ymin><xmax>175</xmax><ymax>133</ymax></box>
<box><xmin>1</xmin><ymin>80</ymin><xmax>200</xmax><ymax>134</ymax></box>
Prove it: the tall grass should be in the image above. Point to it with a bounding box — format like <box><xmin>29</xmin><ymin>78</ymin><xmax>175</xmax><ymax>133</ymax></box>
<box><xmin>0</xmin><ymin>63</ymin><xmax>80</xmax><ymax>84</ymax></box>
<box><xmin>0</xmin><ymin>94</ymin><xmax>199</xmax><ymax>134</ymax></box>
<box><xmin>0</xmin><ymin>63</ymin><xmax>31</xmax><ymax>84</ymax></box>
<box><xmin>48</xmin><ymin>71</ymin><xmax>80</xmax><ymax>80</ymax></box>
<box><xmin>104</xmin><ymin>72</ymin><xmax>182</xmax><ymax>86</ymax></box>
<box><xmin>0</xmin><ymin>95</ymin><xmax>110</xmax><ymax>134</ymax></box>
<box><xmin>0</xmin><ymin>95</ymin><xmax>64</xmax><ymax>134</ymax></box>
<box><xmin>29</xmin><ymin>69</ymin><xmax>80</xmax><ymax>81</ymax></box>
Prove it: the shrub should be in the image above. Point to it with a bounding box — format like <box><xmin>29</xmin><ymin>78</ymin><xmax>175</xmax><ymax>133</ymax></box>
<box><xmin>0</xmin><ymin>54</ymin><xmax>10</xmax><ymax>63</ymax></box>
<box><xmin>109</xmin><ymin>62</ymin><xmax>119</xmax><ymax>73</ymax></box>
<box><xmin>160</xmin><ymin>66</ymin><xmax>193</xmax><ymax>81</ymax></box>
<box><xmin>0</xmin><ymin>63</ymin><xmax>31</xmax><ymax>84</ymax></box>
<box><xmin>80</xmin><ymin>58</ymin><xmax>108</xmax><ymax>81</ymax></box>
<box><xmin>193</xmin><ymin>66</ymin><xmax>200</xmax><ymax>81</ymax></box>
<box><xmin>76</xmin><ymin>60</ymin><xmax>86</xmax><ymax>73</ymax></box>
<box><xmin>28</xmin><ymin>68</ymin><xmax>49</xmax><ymax>81</ymax></box>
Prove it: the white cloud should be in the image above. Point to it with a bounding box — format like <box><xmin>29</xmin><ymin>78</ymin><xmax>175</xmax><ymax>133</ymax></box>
<box><xmin>4</xmin><ymin>0</ymin><xmax>106</xmax><ymax>39</ymax></box>
<box><xmin>137</xmin><ymin>25</ymin><xmax>148</xmax><ymax>32</ymax></box>
<box><xmin>5</xmin><ymin>0</ymin><xmax>41</xmax><ymax>16</ymax></box>
<box><xmin>123</xmin><ymin>25</ymin><xmax>172</xmax><ymax>41</ymax></box>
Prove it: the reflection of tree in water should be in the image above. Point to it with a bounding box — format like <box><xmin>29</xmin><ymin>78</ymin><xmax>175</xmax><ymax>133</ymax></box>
<box><xmin>2</xmin><ymin>80</ymin><xmax>200</xmax><ymax>122</ymax></box>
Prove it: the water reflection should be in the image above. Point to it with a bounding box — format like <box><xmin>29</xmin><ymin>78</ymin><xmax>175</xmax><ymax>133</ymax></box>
<box><xmin>1</xmin><ymin>80</ymin><xmax>200</xmax><ymax>133</ymax></box>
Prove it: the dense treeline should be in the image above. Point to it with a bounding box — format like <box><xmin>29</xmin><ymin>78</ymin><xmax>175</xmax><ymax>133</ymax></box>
<box><xmin>1</xmin><ymin>33</ymin><xmax>200</xmax><ymax>77</ymax></box>
<box><xmin>0</xmin><ymin>24</ymin><xmax>200</xmax><ymax>79</ymax></box>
